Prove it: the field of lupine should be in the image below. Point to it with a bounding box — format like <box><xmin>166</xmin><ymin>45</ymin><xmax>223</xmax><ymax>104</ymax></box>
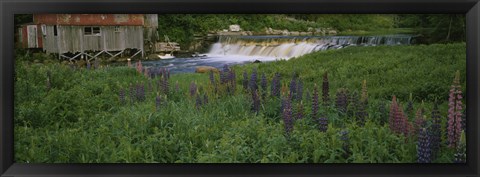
<box><xmin>14</xmin><ymin>43</ymin><xmax>466</xmax><ymax>163</ymax></box>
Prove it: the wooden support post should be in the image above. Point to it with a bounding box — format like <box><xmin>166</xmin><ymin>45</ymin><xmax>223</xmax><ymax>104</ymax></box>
<box><xmin>131</xmin><ymin>50</ymin><xmax>143</xmax><ymax>58</ymax></box>
<box><xmin>105</xmin><ymin>51</ymin><xmax>114</xmax><ymax>57</ymax></box>
<box><xmin>108</xmin><ymin>50</ymin><xmax>124</xmax><ymax>60</ymax></box>
<box><xmin>85</xmin><ymin>51</ymin><xmax>105</xmax><ymax>62</ymax></box>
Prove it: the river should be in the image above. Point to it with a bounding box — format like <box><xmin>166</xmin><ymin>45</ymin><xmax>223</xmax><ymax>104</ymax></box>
<box><xmin>140</xmin><ymin>34</ymin><xmax>415</xmax><ymax>74</ymax></box>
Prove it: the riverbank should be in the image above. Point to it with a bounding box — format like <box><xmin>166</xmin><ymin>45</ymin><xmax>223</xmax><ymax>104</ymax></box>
<box><xmin>14</xmin><ymin>43</ymin><xmax>466</xmax><ymax>163</ymax></box>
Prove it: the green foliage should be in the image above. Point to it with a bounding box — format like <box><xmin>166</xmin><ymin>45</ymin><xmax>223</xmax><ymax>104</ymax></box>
<box><xmin>14</xmin><ymin>14</ymin><xmax>33</xmax><ymax>27</ymax></box>
<box><xmin>157</xmin><ymin>14</ymin><xmax>328</xmax><ymax>48</ymax></box>
<box><xmin>395</xmin><ymin>14</ymin><xmax>466</xmax><ymax>43</ymax></box>
<box><xmin>14</xmin><ymin>43</ymin><xmax>465</xmax><ymax>163</ymax></box>
<box><xmin>239</xmin><ymin>43</ymin><xmax>466</xmax><ymax>103</ymax></box>
<box><xmin>290</xmin><ymin>14</ymin><xmax>395</xmax><ymax>31</ymax></box>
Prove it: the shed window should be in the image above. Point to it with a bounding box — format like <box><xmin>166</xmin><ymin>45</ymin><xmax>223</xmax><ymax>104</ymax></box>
<box><xmin>114</xmin><ymin>26</ymin><xmax>120</xmax><ymax>33</ymax></box>
<box><xmin>84</xmin><ymin>26</ymin><xmax>101</xmax><ymax>36</ymax></box>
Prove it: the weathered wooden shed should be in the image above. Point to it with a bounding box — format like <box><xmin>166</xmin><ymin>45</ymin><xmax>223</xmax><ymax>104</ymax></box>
<box><xmin>18</xmin><ymin>22</ymin><xmax>43</xmax><ymax>49</ymax></box>
<box><xmin>19</xmin><ymin>14</ymin><xmax>159</xmax><ymax>61</ymax></box>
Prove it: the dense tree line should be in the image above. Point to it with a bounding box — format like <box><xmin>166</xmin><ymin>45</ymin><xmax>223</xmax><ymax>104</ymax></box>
<box><xmin>394</xmin><ymin>14</ymin><xmax>465</xmax><ymax>43</ymax></box>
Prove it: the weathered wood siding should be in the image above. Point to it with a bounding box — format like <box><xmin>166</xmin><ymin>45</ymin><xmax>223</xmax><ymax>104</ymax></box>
<box><xmin>143</xmin><ymin>14</ymin><xmax>158</xmax><ymax>43</ymax></box>
<box><xmin>144</xmin><ymin>14</ymin><xmax>158</xmax><ymax>28</ymax></box>
<box><xmin>42</xmin><ymin>25</ymin><xmax>143</xmax><ymax>54</ymax></box>
<box><xmin>42</xmin><ymin>25</ymin><xmax>58</xmax><ymax>53</ymax></box>
<box><xmin>35</xmin><ymin>14</ymin><xmax>145</xmax><ymax>26</ymax></box>
<box><xmin>26</xmin><ymin>25</ymin><xmax>39</xmax><ymax>48</ymax></box>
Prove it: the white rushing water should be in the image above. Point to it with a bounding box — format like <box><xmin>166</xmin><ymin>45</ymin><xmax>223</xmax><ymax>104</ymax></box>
<box><xmin>207</xmin><ymin>35</ymin><xmax>413</xmax><ymax>60</ymax></box>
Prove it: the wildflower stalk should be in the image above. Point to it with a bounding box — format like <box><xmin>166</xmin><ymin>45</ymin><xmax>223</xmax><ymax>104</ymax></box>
<box><xmin>417</xmin><ymin>128</ymin><xmax>432</xmax><ymax>163</ymax></box>
<box><xmin>322</xmin><ymin>72</ymin><xmax>330</xmax><ymax>106</ymax></box>
<box><xmin>282</xmin><ymin>93</ymin><xmax>293</xmax><ymax>135</ymax></box>
<box><xmin>447</xmin><ymin>70</ymin><xmax>463</xmax><ymax>148</ymax></box>
<box><xmin>312</xmin><ymin>84</ymin><xmax>319</xmax><ymax>120</ymax></box>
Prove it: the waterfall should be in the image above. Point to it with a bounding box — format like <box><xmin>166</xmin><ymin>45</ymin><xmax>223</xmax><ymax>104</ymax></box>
<box><xmin>208</xmin><ymin>35</ymin><xmax>413</xmax><ymax>59</ymax></box>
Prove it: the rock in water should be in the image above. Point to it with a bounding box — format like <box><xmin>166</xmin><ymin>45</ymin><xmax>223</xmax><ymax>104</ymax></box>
<box><xmin>195</xmin><ymin>66</ymin><xmax>219</xmax><ymax>73</ymax></box>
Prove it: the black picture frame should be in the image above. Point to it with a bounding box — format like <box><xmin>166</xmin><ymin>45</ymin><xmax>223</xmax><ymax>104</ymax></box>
<box><xmin>1</xmin><ymin>0</ymin><xmax>479</xmax><ymax>176</ymax></box>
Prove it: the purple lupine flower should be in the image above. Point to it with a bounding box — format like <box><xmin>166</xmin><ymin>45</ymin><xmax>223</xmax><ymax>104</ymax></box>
<box><xmin>417</xmin><ymin>128</ymin><xmax>432</xmax><ymax>163</ymax></box>
<box><xmin>147</xmin><ymin>68</ymin><xmax>153</xmax><ymax>78</ymax></box>
<box><xmin>136</xmin><ymin>83</ymin><xmax>146</xmax><ymax>101</ymax></box>
<box><xmin>157</xmin><ymin>68</ymin><xmax>162</xmax><ymax>78</ymax></box>
<box><xmin>190</xmin><ymin>81</ymin><xmax>197</xmax><ymax>97</ymax></box>
<box><xmin>389</xmin><ymin>96</ymin><xmax>411</xmax><ymax>136</ymax></box>
<box><xmin>322</xmin><ymin>72</ymin><xmax>330</xmax><ymax>106</ymax></box>
<box><xmin>318</xmin><ymin>116</ymin><xmax>328</xmax><ymax>132</ymax></box>
<box><xmin>251</xmin><ymin>90</ymin><xmax>260</xmax><ymax>114</ymax></box>
<box><xmin>136</xmin><ymin>60</ymin><xmax>143</xmax><ymax>74</ymax></box>
<box><xmin>155</xmin><ymin>94</ymin><xmax>162</xmax><ymax>111</ymax></box>
<box><xmin>296</xmin><ymin>80</ymin><xmax>303</xmax><ymax>101</ymax></box>
<box><xmin>447</xmin><ymin>71</ymin><xmax>463</xmax><ymax>148</ymax></box>
<box><xmin>340</xmin><ymin>130</ymin><xmax>350</xmax><ymax>159</ymax></box>
<box><xmin>209</xmin><ymin>70</ymin><xmax>215</xmax><ymax>85</ymax></box>
<box><xmin>271</xmin><ymin>73</ymin><xmax>281</xmax><ymax>97</ymax></box>
<box><xmin>225</xmin><ymin>74</ymin><xmax>232</xmax><ymax>95</ymax></box>
<box><xmin>161</xmin><ymin>76</ymin><xmax>169</xmax><ymax>95</ymax></box>
<box><xmin>296</xmin><ymin>101</ymin><xmax>304</xmax><ymax>120</ymax></box>
<box><xmin>356</xmin><ymin>101</ymin><xmax>367</xmax><ymax>127</ymax></box>
<box><xmin>289</xmin><ymin>76</ymin><xmax>297</xmax><ymax>100</ymax></box>
<box><xmin>159</xmin><ymin>68</ymin><xmax>164</xmax><ymax>78</ymax></box>
<box><xmin>261</xmin><ymin>73</ymin><xmax>267</xmax><ymax>100</ymax></box>
<box><xmin>249</xmin><ymin>68</ymin><xmax>258</xmax><ymax>92</ymax></box>
<box><xmin>219</xmin><ymin>71</ymin><xmax>226</xmax><ymax>85</ymax></box>
<box><xmin>223</xmin><ymin>64</ymin><xmax>230</xmax><ymax>72</ymax></box>
<box><xmin>243</xmin><ymin>70</ymin><xmax>249</xmax><ymax>91</ymax></box>
<box><xmin>282</xmin><ymin>94</ymin><xmax>293</xmax><ymax>135</ymax></box>
<box><xmin>312</xmin><ymin>84</ymin><xmax>319</xmax><ymax>120</ymax></box>
<box><xmin>430</xmin><ymin>102</ymin><xmax>442</xmax><ymax>157</ymax></box>
<box><xmin>160</xmin><ymin>67</ymin><xmax>165</xmax><ymax>78</ymax></box>
<box><xmin>156</xmin><ymin>77</ymin><xmax>161</xmax><ymax>93</ymax></box>
<box><xmin>389</xmin><ymin>96</ymin><xmax>398</xmax><ymax>131</ymax></box>
<box><xmin>261</xmin><ymin>73</ymin><xmax>267</xmax><ymax>91</ymax></box>
<box><xmin>167</xmin><ymin>68</ymin><xmax>170</xmax><ymax>79</ymax></box>
<box><xmin>119</xmin><ymin>89</ymin><xmax>126</xmax><ymax>104</ymax></box>
<box><xmin>86</xmin><ymin>62</ymin><xmax>91</xmax><ymax>70</ymax></box>
<box><xmin>336</xmin><ymin>88</ymin><xmax>348</xmax><ymax>114</ymax></box>
<box><xmin>221</xmin><ymin>64</ymin><xmax>230</xmax><ymax>85</ymax></box>
<box><xmin>195</xmin><ymin>94</ymin><xmax>202</xmax><ymax>109</ymax></box>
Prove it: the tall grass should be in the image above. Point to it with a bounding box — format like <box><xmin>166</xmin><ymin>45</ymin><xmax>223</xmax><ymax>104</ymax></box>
<box><xmin>14</xmin><ymin>43</ymin><xmax>465</xmax><ymax>163</ymax></box>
